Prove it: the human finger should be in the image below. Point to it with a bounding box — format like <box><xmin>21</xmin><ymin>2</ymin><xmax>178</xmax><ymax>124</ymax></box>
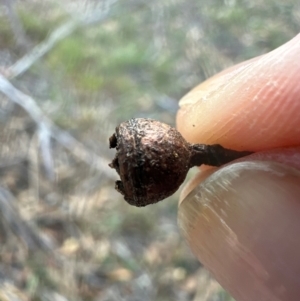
<box><xmin>177</xmin><ymin>34</ymin><xmax>300</xmax><ymax>151</ymax></box>
<box><xmin>178</xmin><ymin>157</ymin><xmax>300</xmax><ymax>301</ymax></box>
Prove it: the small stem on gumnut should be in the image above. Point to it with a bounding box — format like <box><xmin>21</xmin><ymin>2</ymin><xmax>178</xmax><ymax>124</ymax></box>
<box><xmin>189</xmin><ymin>144</ymin><xmax>253</xmax><ymax>168</ymax></box>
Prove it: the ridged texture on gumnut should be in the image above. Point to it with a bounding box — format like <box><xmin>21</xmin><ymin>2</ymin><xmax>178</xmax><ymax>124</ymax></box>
<box><xmin>109</xmin><ymin>118</ymin><xmax>191</xmax><ymax>207</ymax></box>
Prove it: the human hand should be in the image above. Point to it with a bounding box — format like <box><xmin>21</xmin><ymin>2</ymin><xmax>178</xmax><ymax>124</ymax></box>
<box><xmin>176</xmin><ymin>34</ymin><xmax>300</xmax><ymax>301</ymax></box>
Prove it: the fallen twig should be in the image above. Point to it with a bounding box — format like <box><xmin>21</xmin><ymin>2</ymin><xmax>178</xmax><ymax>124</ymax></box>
<box><xmin>7</xmin><ymin>0</ymin><xmax>117</xmax><ymax>79</ymax></box>
<box><xmin>0</xmin><ymin>74</ymin><xmax>116</xmax><ymax>180</ymax></box>
<box><xmin>0</xmin><ymin>186</ymin><xmax>49</xmax><ymax>250</ymax></box>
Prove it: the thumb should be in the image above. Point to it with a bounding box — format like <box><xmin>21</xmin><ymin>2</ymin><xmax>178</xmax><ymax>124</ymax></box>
<box><xmin>178</xmin><ymin>160</ymin><xmax>300</xmax><ymax>301</ymax></box>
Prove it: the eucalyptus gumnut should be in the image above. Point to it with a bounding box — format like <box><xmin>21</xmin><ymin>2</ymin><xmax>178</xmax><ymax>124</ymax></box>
<box><xmin>109</xmin><ymin>118</ymin><xmax>252</xmax><ymax>207</ymax></box>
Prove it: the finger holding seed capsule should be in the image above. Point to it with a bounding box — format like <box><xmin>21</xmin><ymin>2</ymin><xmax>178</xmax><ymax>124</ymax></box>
<box><xmin>109</xmin><ymin>118</ymin><xmax>253</xmax><ymax>207</ymax></box>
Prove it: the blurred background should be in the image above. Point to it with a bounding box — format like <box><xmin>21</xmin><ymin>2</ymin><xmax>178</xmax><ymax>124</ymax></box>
<box><xmin>0</xmin><ymin>0</ymin><xmax>299</xmax><ymax>300</ymax></box>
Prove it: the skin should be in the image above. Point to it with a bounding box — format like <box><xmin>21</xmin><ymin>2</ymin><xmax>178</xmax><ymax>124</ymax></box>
<box><xmin>176</xmin><ymin>34</ymin><xmax>300</xmax><ymax>301</ymax></box>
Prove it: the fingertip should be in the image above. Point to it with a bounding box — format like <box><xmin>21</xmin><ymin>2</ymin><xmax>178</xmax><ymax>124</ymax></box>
<box><xmin>177</xmin><ymin>34</ymin><xmax>300</xmax><ymax>150</ymax></box>
<box><xmin>178</xmin><ymin>160</ymin><xmax>300</xmax><ymax>301</ymax></box>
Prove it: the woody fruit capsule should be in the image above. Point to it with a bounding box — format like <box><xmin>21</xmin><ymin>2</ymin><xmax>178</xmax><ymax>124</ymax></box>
<box><xmin>109</xmin><ymin>118</ymin><xmax>252</xmax><ymax>207</ymax></box>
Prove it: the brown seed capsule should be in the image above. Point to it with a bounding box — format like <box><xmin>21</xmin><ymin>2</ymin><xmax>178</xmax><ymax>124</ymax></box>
<box><xmin>109</xmin><ymin>118</ymin><xmax>252</xmax><ymax>207</ymax></box>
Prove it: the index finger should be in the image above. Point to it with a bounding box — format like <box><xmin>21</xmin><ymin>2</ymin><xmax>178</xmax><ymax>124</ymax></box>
<box><xmin>176</xmin><ymin>34</ymin><xmax>300</xmax><ymax>151</ymax></box>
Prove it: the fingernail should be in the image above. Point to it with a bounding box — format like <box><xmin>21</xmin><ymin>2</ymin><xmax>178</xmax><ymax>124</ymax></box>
<box><xmin>178</xmin><ymin>88</ymin><xmax>203</xmax><ymax>107</ymax></box>
<box><xmin>178</xmin><ymin>77</ymin><xmax>220</xmax><ymax>107</ymax></box>
<box><xmin>178</xmin><ymin>161</ymin><xmax>300</xmax><ymax>301</ymax></box>
<box><xmin>178</xmin><ymin>57</ymin><xmax>255</xmax><ymax>107</ymax></box>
